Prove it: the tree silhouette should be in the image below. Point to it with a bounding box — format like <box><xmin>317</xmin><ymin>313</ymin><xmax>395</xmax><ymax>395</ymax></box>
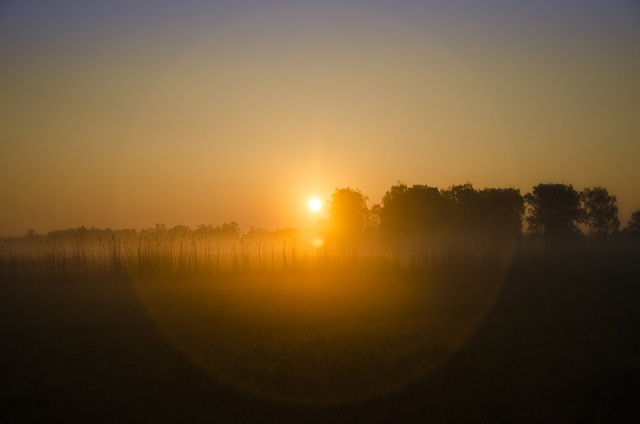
<box><xmin>625</xmin><ymin>210</ymin><xmax>640</xmax><ymax>235</ymax></box>
<box><xmin>379</xmin><ymin>182</ymin><xmax>524</xmax><ymax>249</ymax></box>
<box><xmin>524</xmin><ymin>183</ymin><xmax>583</xmax><ymax>238</ymax></box>
<box><xmin>379</xmin><ymin>183</ymin><xmax>450</xmax><ymax>248</ymax></box>
<box><xmin>327</xmin><ymin>187</ymin><xmax>369</xmax><ymax>250</ymax></box>
<box><xmin>479</xmin><ymin>188</ymin><xmax>525</xmax><ymax>242</ymax></box>
<box><xmin>581</xmin><ymin>186</ymin><xmax>620</xmax><ymax>235</ymax></box>
<box><xmin>193</xmin><ymin>222</ymin><xmax>240</xmax><ymax>239</ymax></box>
<box><xmin>442</xmin><ymin>183</ymin><xmax>484</xmax><ymax>236</ymax></box>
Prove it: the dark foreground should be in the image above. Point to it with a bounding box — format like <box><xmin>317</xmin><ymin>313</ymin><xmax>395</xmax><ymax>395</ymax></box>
<box><xmin>2</xmin><ymin>256</ymin><xmax>639</xmax><ymax>423</ymax></box>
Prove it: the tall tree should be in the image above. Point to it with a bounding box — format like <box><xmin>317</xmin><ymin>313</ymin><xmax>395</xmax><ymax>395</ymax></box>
<box><xmin>327</xmin><ymin>187</ymin><xmax>369</xmax><ymax>248</ymax></box>
<box><xmin>524</xmin><ymin>183</ymin><xmax>583</xmax><ymax>238</ymax></box>
<box><xmin>581</xmin><ymin>186</ymin><xmax>620</xmax><ymax>235</ymax></box>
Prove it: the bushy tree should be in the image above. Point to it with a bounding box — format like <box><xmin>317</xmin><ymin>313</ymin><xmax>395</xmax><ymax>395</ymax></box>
<box><xmin>479</xmin><ymin>188</ymin><xmax>525</xmax><ymax>241</ymax></box>
<box><xmin>379</xmin><ymin>182</ymin><xmax>524</xmax><ymax>248</ymax></box>
<box><xmin>626</xmin><ymin>210</ymin><xmax>640</xmax><ymax>235</ymax></box>
<box><xmin>581</xmin><ymin>186</ymin><xmax>620</xmax><ymax>235</ymax></box>
<box><xmin>524</xmin><ymin>183</ymin><xmax>583</xmax><ymax>238</ymax></box>
<box><xmin>442</xmin><ymin>183</ymin><xmax>481</xmax><ymax>234</ymax></box>
<box><xmin>192</xmin><ymin>222</ymin><xmax>240</xmax><ymax>239</ymax></box>
<box><xmin>442</xmin><ymin>184</ymin><xmax>524</xmax><ymax>243</ymax></box>
<box><xmin>327</xmin><ymin>187</ymin><xmax>369</xmax><ymax>248</ymax></box>
<box><xmin>379</xmin><ymin>182</ymin><xmax>450</xmax><ymax>246</ymax></box>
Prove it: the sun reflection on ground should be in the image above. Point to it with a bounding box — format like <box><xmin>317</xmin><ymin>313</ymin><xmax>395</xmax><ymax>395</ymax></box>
<box><xmin>135</xmin><ymin>266</ymin><xmax>505</xmax><ymax>404</ymax></box>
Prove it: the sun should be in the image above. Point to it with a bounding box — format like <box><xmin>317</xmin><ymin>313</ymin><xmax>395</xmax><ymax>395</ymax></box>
<box><xmin>308</xmin><ymin>198</ymin><xmax>322</xmax><ymax>211</ymax></box>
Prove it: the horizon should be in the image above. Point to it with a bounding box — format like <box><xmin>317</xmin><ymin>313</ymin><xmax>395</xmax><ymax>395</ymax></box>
<box><xmin>1</xmin><ymin>181</ymin><xmax>634</xmax><ymax>238</ymax></box>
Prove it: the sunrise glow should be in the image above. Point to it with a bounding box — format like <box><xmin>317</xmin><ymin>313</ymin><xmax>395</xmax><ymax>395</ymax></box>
<box><xmin>1</xmin><ymin>3</ymin><xmax>639</xmax><ymax>419</ymax></box>
<box><xmin>308</xmin><ymin>198</ymin><xmax>322</xmax><ymax>212</ymax></box>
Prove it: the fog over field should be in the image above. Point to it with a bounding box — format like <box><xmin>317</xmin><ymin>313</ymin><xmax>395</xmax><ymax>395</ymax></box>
<box><xmin>1</xmin><ymin>1</ymin><xmax>639</xmax><ymax>422</ymax></box>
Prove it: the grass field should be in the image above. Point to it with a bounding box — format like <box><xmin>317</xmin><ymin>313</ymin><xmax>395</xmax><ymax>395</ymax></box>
<box><xmin>1</xmin><ymin>241</ymin><xmax>639</xmax><ymax>422</ymax></box>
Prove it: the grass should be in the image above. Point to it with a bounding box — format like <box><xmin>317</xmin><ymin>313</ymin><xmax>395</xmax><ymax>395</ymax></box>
<box><xmin>1</xmin><ymin>234</ymin><xmax>639</xmax><ymax>422</ymax></box>
<box><xmin>132</xmin><ymin>266</ymin><xmax>505</xmax><ymax>405</ymax></box>
<box><xmin>0</xmin><ymin>229</ymin><xmax>523</xmax><ymax>280</ymax></box>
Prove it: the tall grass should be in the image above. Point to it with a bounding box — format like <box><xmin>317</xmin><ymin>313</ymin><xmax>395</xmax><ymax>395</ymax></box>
<box><xmin>0</xmin><ymin>232</ymin><xmax>521</xmax><ymax>281</ymax></box>
<box><xmin>2</xmin><ymin>227</ymin><xmax>636</xmax><ymax>281</ymax></box>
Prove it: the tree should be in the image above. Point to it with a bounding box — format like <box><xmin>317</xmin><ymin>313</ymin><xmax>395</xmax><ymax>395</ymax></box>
<box><xmin>368</xmin><ymin>203</ymin><xmax>382</xmax><ymax>234</ymax></box>
<box><xmin>479</xmin><ymin>188</ymin><xmax>525</xmax><ymax>242</ymax></box>
<box><xmin>378</xmin><ymin>182</ymin><xmax>449</xmax><ymax>247</ymax></box>
<box><xmin>442</xmin><ymin>183</ymin><xmax>481</xmax><ymax>234</ymax></box>
<box><xmin>581</xmin><ymin>186</ymin><xmax>620</xmax><ymax>235</ymax></box>
<box><xmin>379</xmin><ymin>182</ymin><xmax>524</xmax><ymax>247</ymax></box>
<box><xmin>625</xmin><ymin>210</ymin><xmax>640</xmax><ymax>235</ymax></box>
<box><xmin>524</xmin><ymin>183</ymin><xmax>583</xmax><ymax>238</ymax></box>
<box><xmin>327</xmin><ymin>187</ymin><xmax>369</xmax><ymax>248</ymax></box>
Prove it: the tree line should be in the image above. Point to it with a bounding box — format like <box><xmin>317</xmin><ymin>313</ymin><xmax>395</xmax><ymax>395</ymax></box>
<box><xmin>1</xmin><ymin>182</ymin><xmax>639</xmax><ymax>278</ymax></box>
<box><xmin>4</xmin><ymin>182</ymin><xmax>640</xmax><ymax>250</ymax></box>
<box><xmin>325</xmin><ymin>182</ymin><xmax>640</xmax><ymax>249</ymax></box>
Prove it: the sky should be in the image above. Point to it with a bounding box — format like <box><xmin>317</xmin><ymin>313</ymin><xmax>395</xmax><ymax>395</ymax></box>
<box><xmin>1</xmin><ymin>0</ymin><xmax>639</xmax><ymax>236</ymax></box>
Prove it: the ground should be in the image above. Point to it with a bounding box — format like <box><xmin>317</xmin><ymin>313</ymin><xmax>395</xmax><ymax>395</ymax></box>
<box><xmin>1</xmin><ymin>256</ymin><xmax>639</xmax><ymax>423</ymax></box>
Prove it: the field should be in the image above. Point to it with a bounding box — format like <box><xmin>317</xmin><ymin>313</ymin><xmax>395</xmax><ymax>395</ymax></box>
<box><xmin>2</xmin><ymin>237</ymin><xmax>639</xmax><ymax>422</ymax></box>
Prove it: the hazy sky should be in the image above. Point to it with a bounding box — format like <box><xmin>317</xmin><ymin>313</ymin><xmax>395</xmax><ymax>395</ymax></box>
<box><xmin>1</xmin><ymin>1</ymin><xmax>639</xmax><ymax>236</ymax></box>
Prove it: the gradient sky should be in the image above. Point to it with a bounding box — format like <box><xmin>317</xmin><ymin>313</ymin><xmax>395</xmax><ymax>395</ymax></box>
<box><xmin>1</xmin><ymin>1</ymin><xmax>639</xmax><ymax>236</ymax></box>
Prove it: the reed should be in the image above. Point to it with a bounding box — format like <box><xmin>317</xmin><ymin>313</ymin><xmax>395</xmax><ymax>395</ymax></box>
<box><xmin>2</xmin><ymin>226</ymin><xmax>635</xmax><ymax>282</ymax></box>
